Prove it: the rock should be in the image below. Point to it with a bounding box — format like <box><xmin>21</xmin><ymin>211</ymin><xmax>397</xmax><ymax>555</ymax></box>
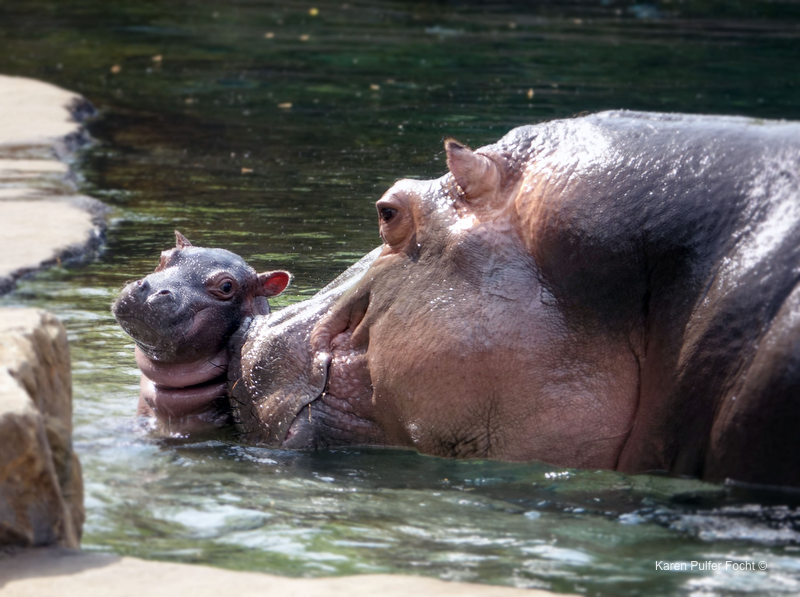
<box><xmin>0</xmin><ymin>308</ymin><xmax>83</xmax><ymax>549</ymax></box>
<box><xmin>0</xmin><ymin>74</ymin><xmax>107</xmax><ymax>295</ymax></box>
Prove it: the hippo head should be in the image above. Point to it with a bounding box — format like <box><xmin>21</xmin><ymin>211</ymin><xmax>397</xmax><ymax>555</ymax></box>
<box><xmin>192</xmin><ymin>113</ymin><xmax>800</xmax><ymax>488</ymax></box>
<box><xmin>231</xmin><ymin>131</ymin><xmax>641</xmax><ymax>465</ymax></box>
<box><xmin>113</xmin><ymin>230</ymin><xmax>290</xmax><ymax>433</ymax></box>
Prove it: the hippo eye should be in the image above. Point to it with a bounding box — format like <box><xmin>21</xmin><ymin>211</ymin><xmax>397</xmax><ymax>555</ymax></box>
<box><xmin>376</xmin><ymin>195</ymin><xmax>411</xmax><ymax>249</ymax></box>
<box><xmin>208</xmin><ymin>276</ymin><xmax>237</xmax><ymax>299</ymax></box>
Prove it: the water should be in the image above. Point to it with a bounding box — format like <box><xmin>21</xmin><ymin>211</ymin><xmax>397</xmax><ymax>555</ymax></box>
<box><xmin>2</xmin><ymin>0</ymin><xmax>800</xmax><ymax>594</ymax></box>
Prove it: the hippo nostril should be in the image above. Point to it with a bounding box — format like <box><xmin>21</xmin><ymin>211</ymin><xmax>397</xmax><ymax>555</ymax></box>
<box><xmin>145</xmin><ymin>287</ymin><xmax>174</xmax><ymax>304</ymax></box>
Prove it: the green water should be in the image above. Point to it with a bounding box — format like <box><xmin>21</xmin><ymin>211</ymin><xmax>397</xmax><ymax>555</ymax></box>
<box><xmin>2</xmin><ymin>1</ymin><xmax>800</xmax><ymax>594</ymax></box>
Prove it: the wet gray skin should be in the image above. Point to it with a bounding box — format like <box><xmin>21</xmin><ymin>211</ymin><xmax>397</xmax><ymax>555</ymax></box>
<box><xmin>231</xmin><ymin>110</ymin><xmax>800</xmax><ymax>489</ymax></box>
<box><xmin>112</xmin><ymin>231</ymin><xmax>290</xmax><ymax>434</ymax></box>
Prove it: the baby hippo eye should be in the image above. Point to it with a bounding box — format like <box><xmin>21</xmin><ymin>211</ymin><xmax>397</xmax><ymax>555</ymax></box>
<box><xmin>380</xmin><ymin>207</ymin><xmax>397</xmax><ymax>222</ymax></box>
<box><xmin>208</xmin><ymin>276</ymin><xmax>237</xmax><ymax>300</ymax></box>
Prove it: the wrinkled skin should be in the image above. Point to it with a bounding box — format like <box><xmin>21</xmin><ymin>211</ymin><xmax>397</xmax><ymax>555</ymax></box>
<box><xmin>231</xmin><ymin>111</ymin><xmax>800</xmax><ymax>488</ymax></box>
<box><xmin>112</xmin><ymin>231</ymin><xmax>289</xmax><ymax>434</ymax></box>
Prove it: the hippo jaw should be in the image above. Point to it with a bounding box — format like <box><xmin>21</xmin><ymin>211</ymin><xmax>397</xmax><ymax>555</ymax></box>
<box><xmin>235</xmin><ymin>326</ymin><xmax>384</xmax><ymax>451</ymax></box>
<box><xmin>230</xmin><ymin>181</ymin><xmax>470</xmax><ymax>451</ymax></box>
<box><xmin>230</xmin><ymin>312</ymin><xmax>334</xmax><ymax>446</ymax></box>
<box><xmin>233</xmin><ymin>156</ymin><xmax>637</xmax><ymax>461</ymax></box>
<box><xmin>230</xmin><ymin>248</ymin><xmax>385</xmax><ymax>447</ymax></box>
<box><xmin>281</xmin><ymin>295</ymin><xmax>379</xmax><ymax>449</ymax></box>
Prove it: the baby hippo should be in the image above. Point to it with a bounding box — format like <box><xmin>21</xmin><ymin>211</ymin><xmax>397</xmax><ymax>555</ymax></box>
<box><xmin>112</xmin><ymin>231</ymin><xmax>290</xmax><ymax>434</ymax></box>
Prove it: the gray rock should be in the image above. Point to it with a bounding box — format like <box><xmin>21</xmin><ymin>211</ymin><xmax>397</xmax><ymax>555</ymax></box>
<box><xmin>0</xmin><ymin>308</ymin><xmax>83</xmax><ymax>549</ymax></box>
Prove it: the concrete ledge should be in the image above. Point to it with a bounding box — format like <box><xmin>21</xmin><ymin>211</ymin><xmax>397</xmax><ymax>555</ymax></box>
<box><xmin>0</xmin><ymin>548</ymin><xmax>556</xmax><ymax>597</ymax></box>
<box><xmin>0</xmin><ymin>200</ymin><xmax>105</xmax><ymax>295</ymax></box>
<box><xmin>0</xmin><ymin>76</ymin><xmax>93</xmax><ymax>149</ymax></box>
<box><xmin>0</xmin><ymin>74</ymin><xmax>107</xmax><ymax>295</ymax></box>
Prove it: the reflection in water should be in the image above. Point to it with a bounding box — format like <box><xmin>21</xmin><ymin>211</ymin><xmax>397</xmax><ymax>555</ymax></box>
<box><xmin>2</xmin><ymin>0</ymin><xmax>800</xmax><ymax>595</ymax></box>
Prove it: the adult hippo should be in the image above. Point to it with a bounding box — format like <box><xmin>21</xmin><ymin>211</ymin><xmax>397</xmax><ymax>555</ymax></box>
<box><xmin>229</xmin><ymin>110</ymin><xmax>800</xmax><ymax>488</ymax></box>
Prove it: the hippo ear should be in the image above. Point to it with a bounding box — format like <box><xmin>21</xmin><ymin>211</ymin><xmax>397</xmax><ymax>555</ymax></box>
<box><xmin>174</xmin><ymin>230</ymin><xmax>193</xmax><ymax>249</ymax></box>
<box><xmin>445</xmin><ymin>139</ymin><xmax>501</xmax><ymax>202</ymax></box>
<box><xmin>154</xmin><ymin>250</ymin><xmax>172</xmax><ymax>272</ymax></box>
<box><xmin>257</xmin><ymin>270</ymin><xmax>291</xmax><ymax>297</ymax></box>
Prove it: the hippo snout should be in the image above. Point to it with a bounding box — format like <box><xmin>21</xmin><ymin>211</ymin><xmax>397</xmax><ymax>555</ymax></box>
<box><xmin>116</xmin><ymin>277</ymin><xmax>179</xmax><ymax>310</ymax></box>
<box><xmin>127</xmin><ymin>278</ymin><xmax>175</xmax><ymax>303</ymax></box>
<box><xmin>112</xmin><ymin>281</ymin><xmax>144</xmax><ymax>315</ymax></box>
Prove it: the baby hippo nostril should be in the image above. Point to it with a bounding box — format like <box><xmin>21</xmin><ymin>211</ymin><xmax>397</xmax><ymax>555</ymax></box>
<box><xmin>145</xmin><ymin>287</ymin><xmax>175</xmax><ymax>304</ymax></box>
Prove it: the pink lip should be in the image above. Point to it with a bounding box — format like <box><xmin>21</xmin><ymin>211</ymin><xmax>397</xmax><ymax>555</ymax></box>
<box><xmin>135</xmin><ymin>346</ymin><xmax>229</xmax><ymax>388</ymax></box>
<box><xmin>140</xmin><ymin>376</ymin><xmax>228</xmax><ymax>421</ymax></box>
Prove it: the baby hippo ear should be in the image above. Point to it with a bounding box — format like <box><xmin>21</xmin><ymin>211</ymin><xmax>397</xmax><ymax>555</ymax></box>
<box><xmin>155</xmin><ymin>230</ymin><xmax>193</xmax><ymax>272</ymax></box>
<box><xmin>445</xmin><ymin>139</ymin><xmax>501</xmax><ymax>202</ymax></box>
<box><xmin>153</xmin><ymin>250</ymin><xmax>172</xmax><ymax>273</ymax></box>
<box><xmin>257</xmin><ymin>270</ymin><xmax>291</xmax><ymax>297</ymax></box>
<box><xmin>253</xmin><ymin>271</ymin><xmax>291</xmax><ymax>315</ymax></box>
<box><xmin>174</xmin><ymin>230</ymin><xmax>194</xmax><ymax>249</ymax></box>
